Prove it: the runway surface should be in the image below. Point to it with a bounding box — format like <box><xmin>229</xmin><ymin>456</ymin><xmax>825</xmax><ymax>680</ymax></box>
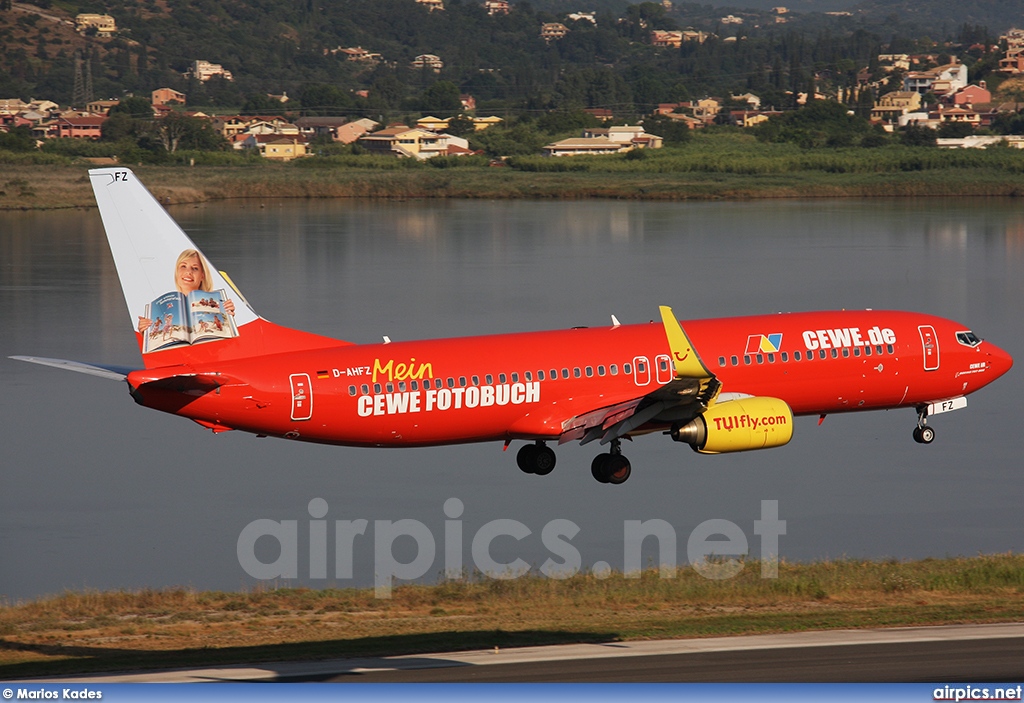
<box><xmin>16</xmin><ymin>622</ymin><xmax>1024</xmax><ymax>683</ymax></box>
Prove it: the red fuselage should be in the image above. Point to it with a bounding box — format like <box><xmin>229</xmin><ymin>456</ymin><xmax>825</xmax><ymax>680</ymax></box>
<box><xmin>127</xmin><ymin>310</ymin><xmax>1012</xmax><ymax>448</ymax></box>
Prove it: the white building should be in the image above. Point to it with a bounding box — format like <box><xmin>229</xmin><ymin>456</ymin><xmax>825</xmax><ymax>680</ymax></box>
<box><xmin>186</xmin><ymin>60</ymin><xmax>234</xmax><ymax>82</ymax></box>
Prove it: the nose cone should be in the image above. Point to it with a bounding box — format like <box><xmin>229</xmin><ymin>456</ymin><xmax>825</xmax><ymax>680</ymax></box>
<box><xmin>987</xmin><ymin>342</ymin><xmax>1014</xmax><ymax>379</ymax></box>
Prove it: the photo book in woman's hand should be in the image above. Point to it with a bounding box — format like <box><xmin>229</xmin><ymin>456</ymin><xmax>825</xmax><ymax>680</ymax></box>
<box><xmin>143</xmin><ymin>289</ymin><xmax>239</xmax><ymax>354</ymax></box>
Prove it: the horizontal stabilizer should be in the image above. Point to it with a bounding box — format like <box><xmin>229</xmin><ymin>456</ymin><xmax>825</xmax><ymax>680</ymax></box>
<box><xmin>9</xmin><ymin>356</ymin><xmax>135</xmax><ymax>381</ymax></box>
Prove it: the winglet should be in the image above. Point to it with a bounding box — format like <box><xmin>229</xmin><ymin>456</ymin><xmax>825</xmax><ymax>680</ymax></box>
<box><xmin>659</xmin><ymin>306</ymin><xmax>713</xmax><ymax>379</ymax></box>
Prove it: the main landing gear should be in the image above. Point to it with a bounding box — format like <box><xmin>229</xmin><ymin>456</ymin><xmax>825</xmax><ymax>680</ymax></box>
<box><xmin>591</xmin><ymin>438</ymin><xmax>632</xmax><ymax>485</ymax></box>
<box><xmin>912</xmin><ymin>407</ymin><xmax>935</xmax><ymax>444</ymax></box>
<box><xmin>517</xmin><ymin>441</ymin><xmax>556</xmax><ymax>475</ymax></box>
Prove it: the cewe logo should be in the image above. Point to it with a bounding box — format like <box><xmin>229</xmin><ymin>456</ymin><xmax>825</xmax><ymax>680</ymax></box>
<box><xmin>745</xmin><ymin>333</ymin><xmax>783</xmax><ymax>355</ymax></box>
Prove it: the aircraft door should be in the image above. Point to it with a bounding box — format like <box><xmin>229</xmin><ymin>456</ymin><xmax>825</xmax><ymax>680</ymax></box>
<box><xmin>655</xmin><ymin>354</ymin><xmax>673</xmax><ymax>384</ymax></box>
<box><xmin>918</xmin><ymin>325</ymin><xmax>939</xmax><ymax>371</ymax></box>
<box><xmin>290</xmin><ymin>373</ymin><xmax>313</xmax><ymax>420</ymax></box>
<box><xmin>633</xmin><ymin>356</ymin><xmax>651</xmax><ymax>386</ymax></box>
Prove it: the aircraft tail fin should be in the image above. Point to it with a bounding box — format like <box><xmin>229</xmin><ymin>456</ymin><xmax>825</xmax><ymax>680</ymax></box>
<box><xmin>89</xmin><ymin>168</ymin><xmax>346</xmax><ymax>368</ymax></box>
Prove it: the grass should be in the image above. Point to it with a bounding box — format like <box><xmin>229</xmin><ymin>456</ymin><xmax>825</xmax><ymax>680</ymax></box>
<box><xmin>1</xmin><ymin>554</ymin><xmax>1022</xmax><ymax>678</ymax></box>
<box><xmin>5</xmin><ymin>132</ymin><xmax>1024</xmax><ymax>210</ymax></box>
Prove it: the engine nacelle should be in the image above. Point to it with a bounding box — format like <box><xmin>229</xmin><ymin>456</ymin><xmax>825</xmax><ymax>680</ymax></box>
<box><xmin>671</xmin><ymin>397</ymin><xmax>793</xmax><ymax>454</ymax></box>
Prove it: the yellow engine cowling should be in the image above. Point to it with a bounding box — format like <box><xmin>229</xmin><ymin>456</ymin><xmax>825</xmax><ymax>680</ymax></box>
<box><xmin>671</xmin><ymin>397</ymin><xmax>793</xmax><ymax>454</ymax></box>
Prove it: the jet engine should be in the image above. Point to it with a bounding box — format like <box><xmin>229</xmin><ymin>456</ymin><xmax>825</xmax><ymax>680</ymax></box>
<box><xmin>670</xmin><ymin>397</ymin><xmax>793</xmax><ymax>454</ymax></box>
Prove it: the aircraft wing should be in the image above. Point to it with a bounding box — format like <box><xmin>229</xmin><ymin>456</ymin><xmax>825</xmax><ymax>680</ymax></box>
<box><xmin>558</xmin><ymin>306</ymin><xmax>721</xmax><ymax>445</ymax></box>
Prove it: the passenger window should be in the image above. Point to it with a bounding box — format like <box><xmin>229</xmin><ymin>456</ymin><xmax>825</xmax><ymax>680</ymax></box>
<box><xmin>794</xmin><ymin>351</ymin><xmax>801</xmax><ymax>361</ymax></box>
<box><xmin>361</xmin><ymin>384</ymin><xmax>369</xmax><ymax>394</ymax></box>
<box><xmin>610</xmin><ymin>364</ymin><xmax>618</xmax><ymax>375</ymax></box>
<box><xmin>374</xmin><ymin>383</ymin><xmax>382</xmax><ymax>393</ymax></box>
<box><xmin>499</xmin><ymin>373</ymin><xmax>507</xmax><ymax>383</ymax></box>
<box><xmin>718</xmin><ymin>356</ymin><xmax>727</xmax><ymax>367</ymax></box>
<box><xmin>348</xmin><ymin>385</ymin><xmax>356</xmax><ymax>396</ymax></box>
<box><xmin>730</xmin><ymin>355</ymin><xmax>738</xmax><ymax>366</ymax></box>
<box><xmin>886</xmin><ymin>344</ymin><xmax>894</xmax><ymax>354</ymax></box>
<box><xmin>819</xmin><ymin>350</ymin><xmax>826</xmax><ymax>359</ymax></box>
<box><xmin>551</xmin><ymin>369</ymin><xmax>558</xmax><ymax>380</ymax></box>
<box><xmin>472</xmin><ymin>375</ymin><xmax>479</xmax><ymax>385</ymax></box>
<box><xmin>574</xmin><ymin>367</ymin><xmax>581</xmax><ymax>378</ymax></box>
<box><xmin>538</xmin><ymin>370</ymin><xmax>545</xmax><ymax>380</ymax></box>
<box><xmin>598</xmin><ymin>365</ymin><xmax>606</xmax><ymax>376</ymax></box>
<box><xmin>744</xmin><ymin>355</ymin><xmax>751</xmax><ymax>365</ymax></box>
<box><xmin>585</xmin><ymin>366</ymin><xmax>593</xmax><ymax>377</ymax></box>
<box><xmin>864</xmin><ymin>346</ymin><xmax>872</xmax><ymax>357</ymax></box>
<box><xmin>486</xmin><ymin>374</ymin><xmax>493</xmax><ymax>384</ymax></box>
<box><xmin>756</xmin><ymin>354</ymin><xmax>764</xmax><ymax>364</ymax></box>
<box><xmin>447</xmin><ymin>377</ymin><xmax>455</xmax><ymax>388</ymax></box>
<box><xmin>511</xmin><ymin>373</ymin><xmax>519</xmax><ymax>382</ymax></box>
<box><xmin>459</xmin><ymin>376</ymin><xmax>467</xmax><ymax>387</ymax></box>
<box><xmin>659</xmin><ymin>359</ymin><xmax>669</xmax><ymax>372</ymax></box>
<box><xmin>829</xmin><ymin>349</ymin><xmax>837</xmax><ymax>359</ymax></box>
<box><xmin>875</xmin><ymin>345</ymin><xmax>883</xmax><ymax>355</ymax></box>
<box><xmin>398</xmin><ymin>381</ymin><xmax>406</xmax><ymax>391</ymax></box>
<box><xmin>623</xmin><ymin>364</ymin><xmax>631</xmax><ymax>374</ymax></box>
<box><xmin>853</xmin><ymin>348</ymin><xmax>860</xmax><ymax>357</ymax></box>
<box><xmin>411</xmin><ymin>381</ymin><xmax>419</xmax><ymax>391</ymax></box>
<box><xmin>525</xmin><ymin>371</ymin><xmax>532</xmax><ymax>381</ymax></box>
<box><xmin>386</xmin><ymin>383</ymin><xmax>394</xmax><ymax>393</ymax></box>
<box><xmin>842</xmin><ymin>348</ymin><xmax>849</xmax><ymax>358</ymax></box>
<box><xmin>562</xmin><ymin>368</ymin><xmax>569</xmax><ymax>379</ymax></box>
<box><xmin>781</xmin><ymin>352</ymin><xmax>788</xmax><ymax>362</ymax></box>
<box><xmin>767</xmin><ymin>353</ymin><xmax>775</xmax><ymax>363</ymax></box>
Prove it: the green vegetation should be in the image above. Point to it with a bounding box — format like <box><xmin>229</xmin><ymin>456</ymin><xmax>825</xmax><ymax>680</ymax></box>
<box><xmin>0</xmin><ymin>0</ymin><xmax>1011</xmax><ymax>122</ymax></box>
<box><xmin>1</xmin><ymin>554</ymin><xmax>1022</xmax><ymax>677</ymax></box>
<box><xmin>6</xmin><ymin>130</ymin><xmax>1024</xmax><ymax>211</ymax></box>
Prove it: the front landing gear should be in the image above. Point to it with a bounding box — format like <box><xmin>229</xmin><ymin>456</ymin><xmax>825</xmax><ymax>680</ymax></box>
<box><xmin>913</xmin><ymin>408</ymin><xmax>935</xmax><ymax>444</ymax></box>
<box><xmin>591</xmin><ymin>439</ymin><xmax>632</xmax><ymax>485</ymax></box>
<box><xmin>517</xmin><ymin>441</ymin><xmax>556</xmax><ymax>475</ymax></box>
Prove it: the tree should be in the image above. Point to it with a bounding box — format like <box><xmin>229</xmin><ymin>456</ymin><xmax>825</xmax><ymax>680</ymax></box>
<box><xmin>299</xmin><ymin>83</ymin><xmax>353</xmax><ymax>116</ymax></box>
<box><xmin>242</xmin><ymin>93</ymin><xmax>287</xmax><ymax>115</ymax></box>
<box><xmin>151</xmin><ymin>112</ymin><xmax>225</xmax><ymax>153</ymax></box>
<box><xmin>937</xmin><ymin>121</ymin><xmax>975</xmax><ymax>138</ymax></box>
<box><xmin>642</xmin><ymin>114</ymin><xmax>693</xmax><ymax>144</ymax></box>
<box><xmin>754</xmin><ymin>100</ymin><xmax>869</xmax><ymax>148</ymax></box>
<box><xmin>900</xmin><ymin>125</ymin><xmax>937</xmax><ymax>147</ymax></box>
<box><xmin>420</xmin><ymin>81</ymin><xmax>462</xmax><ymax>117</ymax></box>
<box><xmin>109</xmin><ymin>96</ymin><xmax>154</xmax><ymax>118</ymax></box>
<box><xmin>0</xmin><ymin>125</ymin><xmax>35</xmax><ymax>151</ymax></box>
<box><xmin>445</xmin><ymin>115</ymin><xmax>476</xmax><ymax>137</ymax></box>
<box><xmin>536</xmin><ymin>109</ymin><xmax>598</xmax><ymax>135</ymax></box>
<box><xmin>101</xmin><ymin>112</ymin><xmax>139</xmax><ymax>141</ymax></box>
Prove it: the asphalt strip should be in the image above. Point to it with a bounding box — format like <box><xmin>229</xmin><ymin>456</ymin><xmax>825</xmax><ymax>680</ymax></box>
<box><xmin>13</xmin><ymin>621</ymin><xmax>1024</xmax><ymax>683</ymax></box>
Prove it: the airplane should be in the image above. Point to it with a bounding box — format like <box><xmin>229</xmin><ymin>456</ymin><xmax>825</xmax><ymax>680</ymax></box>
<box><xmin>11</xmin><ymin>168</ymin><xmax>1014</xmax><ymax>485</ymax></box>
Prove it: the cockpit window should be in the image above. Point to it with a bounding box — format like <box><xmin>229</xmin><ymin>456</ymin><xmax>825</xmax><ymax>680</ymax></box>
<box><xmin>956</xmin><ymin>331</ymin><xmax>982</xmax><ymax>347</ymax></box>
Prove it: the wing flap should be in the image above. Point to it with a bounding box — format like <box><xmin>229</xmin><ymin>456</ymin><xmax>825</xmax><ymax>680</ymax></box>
<box><xmin>557</xmin><ymin>306</ymin><xmax>722</xmax><ymax>446</ymax></box>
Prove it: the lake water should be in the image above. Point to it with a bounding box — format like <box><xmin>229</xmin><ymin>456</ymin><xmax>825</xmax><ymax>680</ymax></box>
<box><xmin>1</xmin><ymin>197</ymin><xmax>1022</xmax><ymax>600</ymax></box>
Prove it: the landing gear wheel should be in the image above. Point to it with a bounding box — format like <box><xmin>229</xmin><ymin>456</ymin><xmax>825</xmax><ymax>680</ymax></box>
<box><xmin>605</xmin><ymin>454</ymin><xmax>631</xmax><ymax>485</ymax></box>
<box><xmin>591</xmin><ymin>453</ymin><xmax>631</xmax><ymax>484</ymax></box>
<box><xmin>517</xmin><ymin>443</ymin><xmax>538</xmax><ymax>474</ymax></box>
<box><xmin>913</xmin><ymin>426</ymin><xmax>935</xmax><ymax>444</ymax></box>
<box><xmin>913</xmin><ymin>406</ymin><xmax>935</xmax><ymax>444</ymax></box>
<box><xmin>533</xmin><ymin>445</ymin><xmax>556</xmax><ymax>475</ymax></box>
<box><xmin>517</xmin><ymin>442</ymin><xmax>556</xmax><ymax>475</ymax></box>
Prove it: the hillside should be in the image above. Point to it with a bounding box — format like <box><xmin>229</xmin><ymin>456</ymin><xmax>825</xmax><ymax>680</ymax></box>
<box><xmin>0</xmin><ymin>0</ymin><xmax>1021</xmax><ymax>115</ymax></box>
